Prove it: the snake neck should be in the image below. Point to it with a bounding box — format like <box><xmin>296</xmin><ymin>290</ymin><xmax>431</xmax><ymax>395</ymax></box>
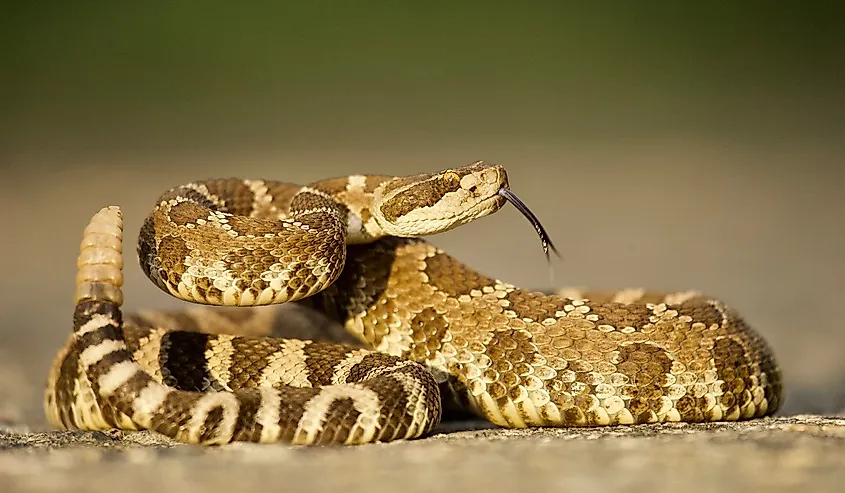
<box><xmin>305</xmin><ymin>175</ymin><xmax>394</xmax><ymax>244</ymax></box>
<box><xmin>287</xmin><ymin>187</ymin><xmax>350</xmax><ymax>232</ymax></box>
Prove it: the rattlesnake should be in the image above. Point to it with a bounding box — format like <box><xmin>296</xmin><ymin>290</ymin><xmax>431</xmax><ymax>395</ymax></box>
<box><xmin>44</xmin><ymin>162</ymin><xmax>783</xmax><ymax>445</ymax></box>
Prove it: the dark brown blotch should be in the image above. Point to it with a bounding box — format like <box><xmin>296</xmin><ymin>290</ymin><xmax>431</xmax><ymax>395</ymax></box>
<box><xmin>289</xmin><ymin>190</ymin><xmax>343</xmax><ymax>217</ymax></box>
<box><xmin>713</xmin><ymin>337</ymin><xmax>756</xmax><ymax>410</ymax></box>
<box><xmin>378</xmin><ymin>174</ymin><xmax>462</xmax><ymax>222</ymax></box>
<box><xmin>230</xmin><ymin>389</ymin><xmax>264</xmax><ymax>442</ymax></box>
<box><xmin>158</xmin><ymin>331</ymin><xmax>219</xmax><ymax>391</ymax></box>
<box><xmin>52</xmin><ymin>340</ymin><xmax>84</xmax><ymax>428</ymax></box>
<box><xmin>347</xmin><ymin>353</ymin><xmax>402</xmax><ymax>383</ymax></box>
<box><xmin>424</xmin><ymin>252</ymin><xmax>496</xmax><ymax>297</ymax></box>
<box><xmin>138</xmin><ymin>216</ymin><xmax>158</xmax><ymax>278</ymax></box>
<box><xmin>311</xmin><ymin>177</ymin><xmax>356</xmax><ymax>196</ymax></box>
<box><xmin>563</xmin><ymin>406</ymin><xmax>585</xmax><ymax>425</ymax></box>
<box><xmin>156</xmin><ymin>236</ymin><xmax>190</xmax><ymax>276</ymax></box>
<box><xmin>147</xmin><ymin>390</ymin><xmax>201</xmax><ymax>438</ymax></box>
<box><xmin>157</xmin><ymin>187</ymin><xmax>221</xmax><ymax>210</ymax></box>
<box><xmin>100</xmin><ymin>371</ymin><xmax>156</xmax><ymax>428</ymax></box>
<box><xmin>225</xmin><ymin>215</ymin><xmax>285</xmax><ymax>237</ymax></box>
<box><xmin>312</xmin><ymin>238</ymin><xmax>399</xmax><ymax>324</ymax></box>
<box><xmin>275</xmin><ymin>387</ymin><xmax>320</xmax><ymax>442</ymax></box>
<box><xmin>358</xmin><ymin>365</ymin><xmax>434</xmax><ymax>441</ymax></box>
<box><xmin>676</xmin><ymin>299</ymin><xmax>726</xmax><ymax>330</ymax></box>
<box><xmin>315</xmin><ymin>398</ymin><xmax>360</xmax><ymax>445</ymax></box>
<box><xmin>225</xmin><ymin>336</ymin><xmax>285</xmax><ymax>389</ymax></box>
<box><xmin>261</xmin><ymin>181</ymin><xmax>301</xmax><ymax>213</ymax></box>
<box><xmin>676</xmin><ymin>394</ymin><xmax>705</xmax><ymax>422</ymax></box>
<box><xmin>167</xmin><ymin>201</ymin><xmax>211</xmax><ymax>227</ymax></box>
<box><xmin>615</xmin><ymin>342</ymin><xmax>672</xmax><ymax>417</ymax></box>
<box><xmin>73</xmin><ymin>300</ymin><xmax>123</xmax><ymax>335</ymax></box>
<box><xmin>408</xmin><ymin>307</ymin><xmax>449</xmax><ymax>360</ymax></box>
<box><xmin>200</xmin><ymin>179</ymin><xmax>256</xmax><ymax>216</ymax></box>
<box><xmin>503</xmin><ymin>291</ymin><xmax>570</xmax><ymax>322</ymax></box>
<box><xmin>302</xmin><ymin>342</ymin><xmax>364</xmax><ymax>386</ymax></box>
<box><xmin>121</xmin><ymin>325</ymin><xmax>155</xmax><ymax>356</ymax></box>
<box><xmin>588</xmin><ymin>302</ymin><xmax>653</xmax><ymax>330</ymax></box>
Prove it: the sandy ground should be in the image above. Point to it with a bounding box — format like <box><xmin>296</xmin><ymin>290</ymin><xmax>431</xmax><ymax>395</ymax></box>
<box><xmin>1</xmin><ymin>143</ymin><xmax>844</xmax><ymax>492</ymax></box>
<box><xmin>3</xmin><ymin>417</ymin><xmax>845</xmax><ymax>493</ymax></box>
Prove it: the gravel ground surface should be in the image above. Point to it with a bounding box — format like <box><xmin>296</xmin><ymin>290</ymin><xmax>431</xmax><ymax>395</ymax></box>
<box><xmin>3</xmin><ymin>416</ymin><xmax>845</xmax><ymax>493</ymax></box>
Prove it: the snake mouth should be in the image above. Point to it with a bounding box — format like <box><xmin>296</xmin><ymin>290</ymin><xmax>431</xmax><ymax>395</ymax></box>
<box><xmin>498</xmin><ymin>187</ymin><xmax>561</xmax><ymax>261</ymax></box>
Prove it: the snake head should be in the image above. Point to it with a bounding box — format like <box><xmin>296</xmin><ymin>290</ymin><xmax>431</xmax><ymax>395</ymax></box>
<box><xmin>371</xmin><ymin>161</ymin><xmax>509</xmax><ymax>237</ymax></box>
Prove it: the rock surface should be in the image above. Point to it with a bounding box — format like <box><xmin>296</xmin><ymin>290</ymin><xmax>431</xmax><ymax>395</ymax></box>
<box><xmin>3</xmin><ymin>416</ymin><xmax>845</xmax><ymax>493</ymax></box>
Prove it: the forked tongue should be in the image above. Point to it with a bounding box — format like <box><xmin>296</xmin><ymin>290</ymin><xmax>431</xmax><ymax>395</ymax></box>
<box><xmin>498</xmin><ymin>187</ymin><xmax>562</xmax><ymax>263</ymax></box>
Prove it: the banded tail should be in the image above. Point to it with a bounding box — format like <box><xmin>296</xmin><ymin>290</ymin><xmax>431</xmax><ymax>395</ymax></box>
<box><xmin>44</xmin><ymin>206</ymin><xmax>441</xmax><ymax>445</ymax></box>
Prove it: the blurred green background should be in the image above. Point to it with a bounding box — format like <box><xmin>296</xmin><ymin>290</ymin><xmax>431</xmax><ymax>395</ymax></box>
<box><xmin>2</xmin><ymin>2</ymin><xmax>844</xmax><ymax>424</ymax></box>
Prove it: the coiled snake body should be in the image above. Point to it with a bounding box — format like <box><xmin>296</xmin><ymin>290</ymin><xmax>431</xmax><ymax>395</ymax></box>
<box><xmin>45</xmin><ymin>162</ymin><xmax>782</xmax><ymax>445</ymax></box>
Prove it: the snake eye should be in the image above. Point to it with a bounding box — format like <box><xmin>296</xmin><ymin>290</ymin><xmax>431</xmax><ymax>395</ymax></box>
<box><xmin>442</xmin><ymin>171</ymin><xmax>460</xmax><ymax>188</ymax></box>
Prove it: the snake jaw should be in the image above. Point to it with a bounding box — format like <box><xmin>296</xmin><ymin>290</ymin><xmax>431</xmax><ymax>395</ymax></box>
<box><xmin>375</xmin><ymin>192</ymin><xmax>508</xmax><ymax>238</ymax></box>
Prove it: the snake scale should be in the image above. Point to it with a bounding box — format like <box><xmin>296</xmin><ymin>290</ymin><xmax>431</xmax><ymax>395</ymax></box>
<box><xmin>44</xmin><ymin>162</ymin><xmax>783</xmax><ymax>445</ymax></box>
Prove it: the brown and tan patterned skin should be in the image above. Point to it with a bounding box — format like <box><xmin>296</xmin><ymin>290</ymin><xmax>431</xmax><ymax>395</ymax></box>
<box><xmin>44</xmin><ymin>162</ymin><xmax>783</xmax><ymax>446</ymax></box>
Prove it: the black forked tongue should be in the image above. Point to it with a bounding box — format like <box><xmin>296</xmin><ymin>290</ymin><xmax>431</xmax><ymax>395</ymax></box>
<box><xmin>498</xmin><ymin>188</ymin><xmax>562</xmax><ymax>262</ymax></box>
